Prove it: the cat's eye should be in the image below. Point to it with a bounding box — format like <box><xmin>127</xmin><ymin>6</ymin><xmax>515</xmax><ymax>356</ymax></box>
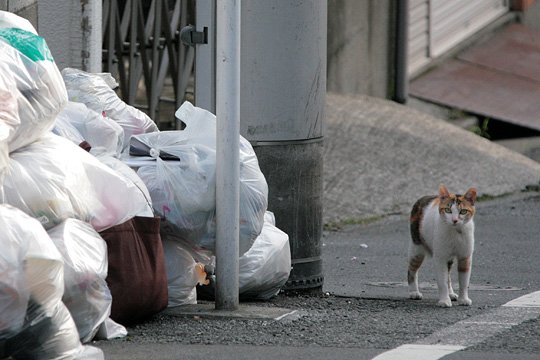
<box><xmin>459</xmin><ymin>209</ymin><xmax>468</xmax><ymax>215</ymax></box>
<box><xmin>444</xmin><ymin>208</ymin><xmax>452</xmax><ymax>213</ymax></box>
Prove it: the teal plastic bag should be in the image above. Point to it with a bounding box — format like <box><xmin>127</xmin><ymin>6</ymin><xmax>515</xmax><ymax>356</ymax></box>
<box><xmin>0</xmin><ymin>28</ymin><xmax>54</xmax><ymax>62</ymax></box>
<box><xmin>0</xmin><ymin>12</ymin><xmax>67</xmax><ymax>152</ymax></box>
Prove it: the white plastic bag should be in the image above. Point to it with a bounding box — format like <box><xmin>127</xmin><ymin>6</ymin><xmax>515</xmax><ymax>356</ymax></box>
<box><xmin>0</xmin><ymin>205</ymin><xmax>31</xmax><ymax>340</ymax></box>
<box><xmin>195</xmin><ymin>212</ymin><xmax>291</xmax><ymax>300</ymax></box>
<box><xmin>0</xmin><ymin>10</ymin><xmax>39</xmax><ymax>34</ymax></box>
<box><xmin>3</xmin><ymin>133</ymin><xmax>151</xmax><ymax>231</ymax></box>
<box><xmin>23</xmin><ymin>212</ymin><xmax>65</xmax><ymax>316</ymax></box>
<box><xmin>52</xmin><ymin>108</ymin><xmax>86</xmax><ymax>148</ymax></box>
<box><xmin>0</xmin><ymin>133</ymin><xmax>8</xmax><ymax>202</ymax></box>
<box><xmin>8</xmin><ymin>300</ymin><xmax>88</xmax><ymax>360</ymax></box>
<box><xmin>47</xmin><ymin>219</ymin><xmax>112</xmax><ymax>343</ymax></box>
<box><xmin>0</xmin><ymin>204</ymin><xmax>86</xmax><ymax>359</ymax></box>
<box><xmin>234</xmin><ymin>135</ymin><xmax>269</xmax><ymax>244</ymax></box>
<box><xmin>135</xmin><ymin>134</ymin><xmax>216</xmax><ymax>246</ymax></box>
<box><xmin>238</xmin><ymin>212</ymin><xmax>291</xmax><ymax>299</ymax></box>
<box><xmin>131</xmin><ymin>101</ymin><xmax>268</xmax><ymax>256</ymax></box>
<box><xmin>0</xmin><ymin>61</ymin><xmax>20</xmax><ymax>146</ymax></box>
<box><xmin>96</xmin><ymin>154</ymin><xmax>154</xmax><ymax>218</ymax></box>
<box><xmin>0</xmin><ymin>12</ymin><xmax>68</xmax><ymax>152</ymax></box>
<box><xmin>61</xmin><ymin>68</ymin><xmax>158</xmax><ymax>150</ymax></box>
<box><xmin>162</xmin><ymin>239</ymin><xmax>209</xmax><ymax>307</ymax></box>
<box><xmin>53</xmin><ymin>101</ymin><xmax>124</xmax><ymax>157</ymax></box>
<box><xmin>94</xmin><ymin>318</ymin><xmax>128</xmax><ymax>341</ymax></box>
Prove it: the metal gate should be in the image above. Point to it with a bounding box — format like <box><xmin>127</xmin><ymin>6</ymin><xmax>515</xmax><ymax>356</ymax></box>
<box><xmin>102</xmin><ymin>0</ymin><xmax>195</xmax><ymax>128</ymax></box>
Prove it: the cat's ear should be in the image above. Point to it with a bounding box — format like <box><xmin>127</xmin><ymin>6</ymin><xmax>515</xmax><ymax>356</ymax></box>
<box><xmin>438</xmin><ymin>184</ymin><xmax>450</xmax><ymax>199</ymax></box>
<box><xmin>464</xmin><ymin>187</ymin><xmax>477</xmax><ymax>205</ymax></box>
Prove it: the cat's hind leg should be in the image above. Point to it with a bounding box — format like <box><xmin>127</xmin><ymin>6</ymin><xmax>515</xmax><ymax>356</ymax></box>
<box><xmin>447</xmin><ymin>260</ymin><xmax>458</xmax><ymax>301</ymax></box>
<box><xmin>407</xmin><ymin>244</ymin><xmax>425</xmax><ymax>300</ymax></box>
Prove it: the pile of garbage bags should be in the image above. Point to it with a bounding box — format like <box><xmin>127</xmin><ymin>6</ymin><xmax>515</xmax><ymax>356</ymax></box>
<box><xmin>0</xmin><ymin>11</ymin><xmax>291</xmax><ymax>359</ymax></box>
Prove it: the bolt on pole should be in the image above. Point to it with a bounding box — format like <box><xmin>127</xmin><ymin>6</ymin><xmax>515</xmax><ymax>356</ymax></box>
<box><xmin>215</xmin><ymin>0</ymin><xmax>240</xmax><ymax>311</ymax></box>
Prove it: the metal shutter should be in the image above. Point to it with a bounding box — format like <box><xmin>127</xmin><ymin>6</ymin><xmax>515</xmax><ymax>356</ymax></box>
<box><xmin>430</xmin><ymin>0</ymin><xmax>508</xmax><ymax>57</ymax></box>
<box><xmin>408</xmin><ymin>0</ymin><xmax>509</xmax><ymax>75</ymax></box>
<box><xmin>408</xmin><ymin>0</ymin><xmax>430</xmax><ymax>75</ymax></box>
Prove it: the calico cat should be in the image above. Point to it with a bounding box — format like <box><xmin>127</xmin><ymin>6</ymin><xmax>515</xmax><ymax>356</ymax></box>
<box><xmin>408</xmin><ymin>184</ymin><xmax>477</xmax><ymax>307</ymax></box>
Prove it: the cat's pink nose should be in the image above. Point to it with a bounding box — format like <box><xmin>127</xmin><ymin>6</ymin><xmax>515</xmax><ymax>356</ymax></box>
<box><xmin>452</xmin><ymin>219</ymin><xmax>458</xmax><ymax>224</ymax></box>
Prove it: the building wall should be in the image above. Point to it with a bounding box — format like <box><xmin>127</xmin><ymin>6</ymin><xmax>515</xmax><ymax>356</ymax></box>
<box><xmin>0</xmin><ymin>0</ymin><xmax>101</xmax><ymax>72</ymax></box>
<box><xmin>38</xmin><ymin>0</ymin><xmax>102</xmax><ymax>72</ymax></box>
<box><xmin>326</xmin><ymin>0</ymin><xmax>396</xmax><ymax>99</ymax></box>
<box><xmin>0</xmin><ymin>0</ymin><xmax>38</xmax><ymax>28</ymax></box>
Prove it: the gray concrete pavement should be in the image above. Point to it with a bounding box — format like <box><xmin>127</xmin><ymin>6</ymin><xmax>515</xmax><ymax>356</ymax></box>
<box><xmin>93</xmin><ymin>93</ymin><xmax>540</xmax><ymax>359</ymax></box>
<box><xmin>94</xmin><ymin>192</ymin><xmax>540</xmax><ymax>360</ymax></box>
<box><xmin>97</xmin><ymin>343</ymin><xmax>382</xmax><ymax>360</ymax></box>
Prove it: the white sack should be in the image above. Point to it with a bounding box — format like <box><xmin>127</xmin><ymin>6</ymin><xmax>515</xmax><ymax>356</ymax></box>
<box><xmin>53</xmin><ymin>101</ymin><xmax>124</xmax><ymax>157</ymax></box>
<box><xmin>3</xmin><ymin>133</ymin><xmax>151</xmax><ymax>231</ymax></box>
<box><xmin>47</xmin><ymin>219</ymin><xmax>112</xmax><ymax>343</ymax></box>
<box><xmin>0</xmin><ymin>62</ymin><xmax>19</xmax><ymax>146</ymax></box>
<box><xmin>0</xmin><ymin>204</ymin><xmax>86</xmax><ymax>359</ymax></box>
<box><xmin>162</xmin><ymin>239</ymin><xmax>209</xmax><ymax>307</ymax></box>
<box><xmin>0</xmin><ymin>13</ymin><xmax>67</xmax><ymax>152</ymax></box>
<box><xmin>132</xmin><ymin>101</ymin><xmax>268</xmax><ymax>256</ymax></box>
<box><xmin>0</xmin><ymin>10</ymin><xmax>38</xmax><ymax>34</ymax></box>
<box><xmin>61</xmin><ymin>67</ymin><xmax>158</xmax><ymax>150</ymax></box>
<box><xmin>0</xmin><ymin>205</ymin><xmax>31</xmax><ymax>339</ymax></box>
<box><xmin>94</xmin><ymin>318</ymin><xmax>128</xmax><ymax>341</ymax></box>
<box><xmin>96</xmin><ymin>154</ymin><xmax>154</xmax><ymax>218</ymax></box>
<box><xmin>238</xmin><ymin>212</ymin><xmax>291</xmax><ymax>300</ymax></box>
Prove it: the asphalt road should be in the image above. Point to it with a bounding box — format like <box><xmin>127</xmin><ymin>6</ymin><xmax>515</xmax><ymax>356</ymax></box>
<box><xmin>93</xmin><ymin>192</ymin><xmax>540</xmax><ymax>359</ymax></box>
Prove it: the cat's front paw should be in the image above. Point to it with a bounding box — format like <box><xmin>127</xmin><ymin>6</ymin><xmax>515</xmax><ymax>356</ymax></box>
<box><xmin>437</xmin><ymin>298</ymin><xmax>452</xmax><ymax>308</ymax></box>
<box><xmin>458</xmin><ymin>297</ymin><xmax>472</xmax><ymax>306</ymax></box>
<box><xmin>409</xmin><ymin>291</ymin><xmax>423</xmax><ymax>300</ymax></box>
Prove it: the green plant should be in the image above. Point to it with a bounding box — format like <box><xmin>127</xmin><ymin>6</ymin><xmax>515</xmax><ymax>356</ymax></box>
<box><xmin>470</xmin><ymin>117</ymin><xmax>491</xmax><ymax>139</ymax></box>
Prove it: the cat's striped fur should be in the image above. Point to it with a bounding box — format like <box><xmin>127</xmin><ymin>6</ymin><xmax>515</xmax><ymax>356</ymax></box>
<box><xmin>408</xmin><ymin>184</ymin><xmax>477</xmax><ymax>307</ymax></box>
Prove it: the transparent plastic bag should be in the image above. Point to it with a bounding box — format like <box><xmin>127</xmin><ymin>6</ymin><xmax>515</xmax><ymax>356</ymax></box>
<box><xmin>132</xmin><ymin>101</ymin><xmax>268</xmax><ymax>256</ymax></box>
<box><xmin>52</xmin><ymin>107</ymin><xmax>86</xmax><ymax>148</ymax></box>
<box><xmin>162</xmin><ymin>239</ymin><xmax>209</xmax><ymax>307</ymax></box>
<box><xmin>23</xmin><ymin>216</ymin><xmax>64</xmax><ymax>316</ymax></box>
<box><xmin>228</xmin><ymin>135</ymin><xmax>268</xmax><ymax>246</ymax></box>
<box><xmin>61</xmin><ymin>67</ymin><xmax>158</xmax><ymax>151</ymax></box>
<box><xmin>160</xmin><ymin>220</ymin><xmax>215</xmax><ymax>268</ymax></box>
<box><xmin>196</xmin><ymin>212</ymin><xmax>291</xmax><ymax>300</ymax></box>
<box><xmin>0</xmin><ymin>204</ymin><xmax>87</xmax><ymax>359</ymax></box>
<box><xmin>53</xmin><ymin>101</ymin><xmax>124</xmax><ymax>157</ymax></box>
<box><xmin>238</xmin><ymin>212</ymin><xmax>291</xmax><ymax>300</ymax></box>
<box><xmin>97</xmin><ymin>154</ymin><xmax>154</xmax><ymax>218</ymax></box>
<box><xmin>3</xmin><ymin>133</ymin><xmax>151</xmax><ymax>231</ymax></box>
<box><xmin>0</xmin><ymin>10</ymin><xmax>39</xmax><ymax>34</ymax></box>
<box><xmin>0</xmin><ymin>205</ymin><xmax>31</xmax><ymax>340</ymax></box>
<box><xmin>0</xmin><ymin>133</ymin><xmax>8</xmax><ymax>201</ymax></box>
<box><xmin>47</xmin><ymin>219</ymin><xmax>112</xmax><ymax>343</ymax></box>
<box><xmin>94</xmin><ymin>318</ymin><xmax>128</xmax><ymax>341</ymax></box>
<box><xmin>7</xmin><ymin>300</ymin><xmax>85</xmax><ymax>360</ymax></box>
<box><xmin>135</xmin><ymin>137</ymin><xmax>216</xmax><ymax>246</ymax></box>
<box><xmin>0</xmin><ymin>61</ymin><xmax>20</xmax><ymax>145</ymax></box>
<box><xmin>0</xmin><ymin>12</ymin><xmax>67</xmax><ymax>152</ymax></box>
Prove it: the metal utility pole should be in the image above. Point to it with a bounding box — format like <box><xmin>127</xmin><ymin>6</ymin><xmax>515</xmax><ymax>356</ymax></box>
<box><xmin>215</xmin><ymin>0</ymin><xmax>240</xmax><ymax>311</ymax></box>
<box><xmin>240</xmin><ymin>0</ymin><xmax>327</xmax><ymax>291</ymax></box>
